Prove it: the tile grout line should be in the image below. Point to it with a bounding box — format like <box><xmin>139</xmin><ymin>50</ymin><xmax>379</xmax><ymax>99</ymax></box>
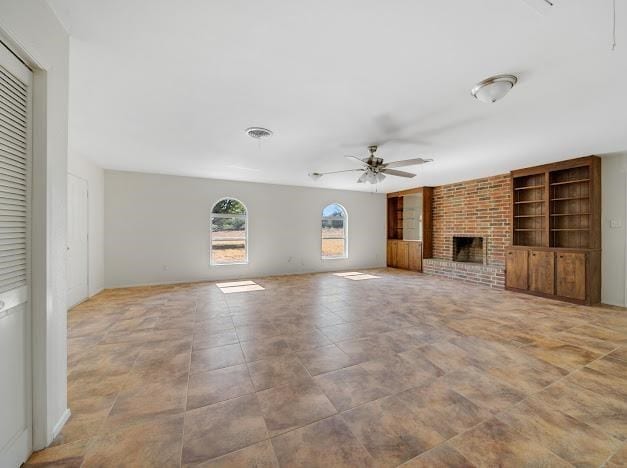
<box><xmin>177</xmin><ymin>299</ymin><xmax>198</xmax><ymax>468</ymax></box>
<box><xmin>232</xmin><ymin>298</ymin><xmax>276</xmax><ymax>451</ymax></box>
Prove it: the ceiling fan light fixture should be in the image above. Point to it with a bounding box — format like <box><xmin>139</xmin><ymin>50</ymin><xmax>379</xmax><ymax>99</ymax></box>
<box><xmin>310</xmin><ymin>145</ymin><xmax>429</xmax><ymax>185</ymax></box>
<box><xmin>471</xmin><ymin>74</ymin><xmax>518</xmax><ymax>103</ymax></box>
<box><xmin>245</xmin><ymin>127</ymin><xmax>273</xmax><ymax>139</ymax></box>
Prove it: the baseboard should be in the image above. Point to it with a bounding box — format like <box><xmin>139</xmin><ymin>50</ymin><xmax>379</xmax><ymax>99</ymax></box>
<box><xmin>600</xmin><ymin>300</ymin><xmax>627</xmax><ymax>309</ymax></box>
<box><xmin>89</xmin><ymin>287</ymin><xmax>104</xmax><ymax>298</ymax></box>
<box><xmin>68</xmin><ymin>288</ymin><xmax>105</xmax><ymax>311</ymax></box>
<box><xmin>104</xmin><ymin>264</ymin><xmax>388</xmax><ymax>291</ymax></box>
<box><xmin>51</xmin><ymin>408</ymin><xmax>71</xmax><ymax>442</ymax></box>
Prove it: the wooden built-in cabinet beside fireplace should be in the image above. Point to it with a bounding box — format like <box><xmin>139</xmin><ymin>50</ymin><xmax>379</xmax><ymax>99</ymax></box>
<box><xmin>386</xmin><ymin>187</ymin><xmax>433</xmax><ymax>271</ymax></box>
<box><xmin>506</xmin><ymin>156</ymin><xmax>601</xmax><ymax>304</ymax></box>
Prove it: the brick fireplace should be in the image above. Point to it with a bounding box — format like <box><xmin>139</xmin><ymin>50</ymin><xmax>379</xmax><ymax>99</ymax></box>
<box><xmin>422</xmin><ymin>174</ymin><xmax>511</xmax><ymax>288</ymax></box>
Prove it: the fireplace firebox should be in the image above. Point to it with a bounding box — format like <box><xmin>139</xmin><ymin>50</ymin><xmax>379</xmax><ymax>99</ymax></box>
<box><xmin>453</xmin><ymin>236</ymin><xmax>485</xmax><ymax>264</ymax></box>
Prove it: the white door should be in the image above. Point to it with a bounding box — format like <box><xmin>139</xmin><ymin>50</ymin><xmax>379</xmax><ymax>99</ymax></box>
<box><xmin>67</xmin><ymin>174</ymin><xmax>88</xmax><ymax>307</ymax></box>
<box><xmin>0</xmin><ymin>42</ymin><xmax>32</xmax><ymax>467</ymax></box>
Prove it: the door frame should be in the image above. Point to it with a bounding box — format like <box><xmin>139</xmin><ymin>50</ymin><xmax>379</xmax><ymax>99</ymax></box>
<box><xmin>67</xmin><ymin>172</ymin><xmax>89</xmax><ymax>307</ymax></box>
<box><xmin>0</xmin><ymin>26</ymin><xmax>62</xmax><ymax>452</ymax></box>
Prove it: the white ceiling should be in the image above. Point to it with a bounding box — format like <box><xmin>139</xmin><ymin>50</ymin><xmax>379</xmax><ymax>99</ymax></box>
<box><xmin>49</xmin><ymin>0</ymin><xmax>627</xmax><ymax>192</ymax></box>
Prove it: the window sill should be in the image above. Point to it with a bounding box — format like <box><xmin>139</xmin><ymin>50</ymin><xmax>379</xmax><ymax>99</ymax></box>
<box><xmin>210</xmin><ymin>262</ymin><xmax>249</xmax><ymax>266</ymax></box>
<box><xmin>321</xmin><ymin>256</ymin><xmax>348</xmax><ymax>260</ymax></box>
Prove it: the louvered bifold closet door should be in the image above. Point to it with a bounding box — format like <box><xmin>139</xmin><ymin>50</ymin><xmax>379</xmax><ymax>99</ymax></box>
<box><xmin>0</xmin><ymin>41</ymin><xmax>31</xmax><ymax>468</ymax></box>
<box><xmin>0</xmin><ymin>56</ymin><xmax>29</xmax><ymax>301</ymax></box>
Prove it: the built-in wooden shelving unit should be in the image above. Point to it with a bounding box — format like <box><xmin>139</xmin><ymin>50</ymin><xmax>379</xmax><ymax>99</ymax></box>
<box><xmin>386</xmin><ymin>187</ymin><xmax>433</xmax><ymax>271</ymax></box>
<box><xmin>506</xmin><ymin>156</ymin><xmax>601</xmax><ymax>305</ymax></box>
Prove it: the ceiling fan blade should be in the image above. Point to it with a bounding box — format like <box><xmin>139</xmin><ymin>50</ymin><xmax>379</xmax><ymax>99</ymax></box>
<box><xmin>309</xmin><ymin>168</ymin><xmax>365</xmax><ymax>180</ymax></box>
<box><xmin>381</xmin><ymin>168</ymin><xmax>416</xmax><ymax>178</ymax></box>
<box><xmin>323</xmin><ymin>168</ymin><xmax>365</xmax><ymax>175</ymax></box>
<box><xmin>345</xmin><ymin>155</ymin><xmax>369</xmax><ymax>165</ymax></box>
<box><xmin>382</xmin><ymin>158</ymin><xmax>433</xmax><ymax>169</ymax></box>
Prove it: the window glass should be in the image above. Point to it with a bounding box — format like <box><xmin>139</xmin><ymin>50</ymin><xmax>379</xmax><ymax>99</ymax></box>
<box><xmin>321</xmin><ymin>203</ymin><xmax>347</xmax><ymax>258</ymax></box>
<box><xmin>210</xmin><ymin>198</ymin><xmax>247</xmax><ymax>265</ymax></box>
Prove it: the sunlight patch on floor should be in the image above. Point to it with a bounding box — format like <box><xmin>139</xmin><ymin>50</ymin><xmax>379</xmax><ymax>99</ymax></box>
<box><xmin>216</xmin><ymin>280</ymin><xmax>265</xmax><ymax>293</ymax></box>
<box><xmin>345</xmin><ymin>274</ymin><xmax>380</xmax><ymax>281</ymax></box>
<box><xmin>216</xmin><ymin>280</ymin><xmax>256</xmax><ymax>288</ymax></box>
<box><xmin>332</xmin><ymin>272</ymin><xmax>381</xmax><ymax>281</ymax></box>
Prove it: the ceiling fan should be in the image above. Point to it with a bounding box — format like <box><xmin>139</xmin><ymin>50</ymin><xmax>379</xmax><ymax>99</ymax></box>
<box><xmin>309</xmin><ymin>145</ymin><xmax>433</xmax><ymax>184</ymax></box>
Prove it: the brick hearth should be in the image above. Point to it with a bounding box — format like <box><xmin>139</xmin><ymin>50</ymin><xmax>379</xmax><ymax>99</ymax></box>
<box><xmin>423</xmin><ymin>258</ymin><xmax>505</xmax><ymax>289</ymax></box>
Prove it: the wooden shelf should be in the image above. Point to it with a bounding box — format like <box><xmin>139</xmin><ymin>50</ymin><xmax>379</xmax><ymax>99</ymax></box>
<box><xmin>550</xmin><ymin>197</ymin><xmax>589</xmax><ymax>201</ymax></box>
<box><xmin>514</xmin><ymin>215</ymin><xmax>543</xmax><ymax>218</ymax></box>
<box><xmin>514</xmin><ymin>200</ymin><xmax>544</xmax><ymax>204</ymax></box>
<box><xmin>550</xmin><ymin>228</ymin><xmax>590</xmax><ymax>232</ymax></box>
<box><xmin>514</xmin><ymin>185</ymin><xmax>544</xmax><ymax>191</ymax></box>
<box><xmin>515</xmin><ymin>229</ymin><xmax>544</xmax><ymax>232</ymax></box>
<box><xmin>550</xmin><ymin>178</ymin><xmax>590</xmax><ymax>186</ymax></box>
<box><xmin>551</xmin><ymin>213</ymin><xmax>590</xmax><ymax>217</ymax></box>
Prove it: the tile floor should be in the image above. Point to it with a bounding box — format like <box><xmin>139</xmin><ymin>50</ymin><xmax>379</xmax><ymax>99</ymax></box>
<box><xmin>25</xmin><ymin>268</ymin><xmax>627</xmax><ymax>467</ymax></box>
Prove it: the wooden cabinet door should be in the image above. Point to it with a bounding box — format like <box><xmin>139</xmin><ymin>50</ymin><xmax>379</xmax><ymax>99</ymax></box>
<box><xmin>396</xmin><ymin>241</ymin><xmax>409</xmax><ymax>270</ymax></box>
<box><xmin>529</xmin><ymin>250</ymin><xmax>555</xmax><ymax>295</ymax></box>
<box><xmin>556</xmin><ymin>252</ymin><xmax>586</xmax><ymax>301</ymax></box>
<box><xmin>505</xmin><ymin>249</ymin><xmax>528</xmax><ymax>290</ymax></box>
<box><xmin>408</xmin><ymin>242</ymin><xmax>421</xmax><ymax>271</ymax></box>
<box><xmin>387</xmin><ymin>240</ymin><xmax>397</xmax><ymax>267</ymax></box>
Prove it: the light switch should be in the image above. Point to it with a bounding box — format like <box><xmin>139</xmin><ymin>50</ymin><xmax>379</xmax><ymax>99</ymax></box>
<box><xmin>609</xmin><ymin>219</ymin><xmax>623</xmax><ymax>228</ymax></box>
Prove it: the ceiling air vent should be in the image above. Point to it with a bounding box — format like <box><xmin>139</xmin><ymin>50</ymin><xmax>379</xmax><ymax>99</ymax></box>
<box><xmin>245</xmin><ymin>127</ymin><xmax>273</xmax><ymax>139</ymax></box>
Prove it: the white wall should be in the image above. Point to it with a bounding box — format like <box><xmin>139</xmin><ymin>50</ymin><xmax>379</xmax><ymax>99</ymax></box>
<box><xmin>67</xmin><ymin>153</ymin><xmax>104</xmax><ymax>297</ymax></box>
<box><xmin>104</xmin><ymin>170</ymin><xmax>386</xmax><ymax>288</ymax></box>
<box><xmin>601</xmin><ymin>152</ymin><xmax>627</xmax><ymax>307</ymax></box>
<box><xmin>0</xmin><ymin>0</ymin><xmax>69</xmax><ymax>449</ymax></box>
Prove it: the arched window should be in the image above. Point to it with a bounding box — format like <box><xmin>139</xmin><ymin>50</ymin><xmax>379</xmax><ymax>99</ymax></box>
<box><xmin>210</xmin><ymin>198</ymin><xmax>248</xmax><ymax>265</ymax></box>
<box><xmin>321</xmin><ymin>203</ymin><xmax>347</xmax><ymax>259</ymax></box>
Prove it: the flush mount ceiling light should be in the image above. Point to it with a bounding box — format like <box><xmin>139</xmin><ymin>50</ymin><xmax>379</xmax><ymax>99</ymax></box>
<box><xmin>245</xmin><ymin>127</ymin><xmax>273</xmax><ymax>139</ymax></box>
<box><xmin>471</xmin><ymin>74</ymin><xmax>518</xmax><ymax>103</ymax></box>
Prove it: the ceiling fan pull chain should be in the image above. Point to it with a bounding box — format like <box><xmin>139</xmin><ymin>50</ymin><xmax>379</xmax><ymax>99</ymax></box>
<box><xmin>612</xmin><ymin>0</ymin><xmax>617</xmax><ymax>51</ymax></box>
